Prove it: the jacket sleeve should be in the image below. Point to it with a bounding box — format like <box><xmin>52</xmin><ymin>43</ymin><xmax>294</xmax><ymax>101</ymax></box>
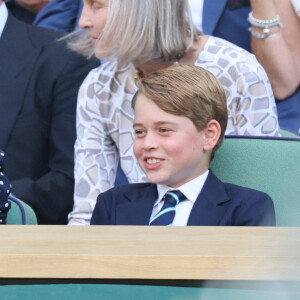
<box><xmin>90</xmin><ymin>192</ymin><xmax>113</xmax><ymax>225</ymax></box>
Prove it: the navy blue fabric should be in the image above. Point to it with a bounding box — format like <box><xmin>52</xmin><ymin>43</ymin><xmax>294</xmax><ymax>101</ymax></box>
<box><xmin>212</xmin><ymin>5</ymin><xmax>251</xmax><ymax>52</ymax></box>
<box><xmin>33</xmin><ymin>0</ymin><xmax>83</xmax><ymax>32</ymax></box>
<box><xmin>7</xmin><ymin>0</ymin><xmax>83</xmax><ymax>32</ymax></box>
<box><xmin>0</xmin><ymin>150</ymin><xmax>12</xmax><ymax>224</ymax></box>
<box><xmin>276</xmin><ymin>89</ymin><xmax>300</xmax><ymax>136</ymax></box>
<box><xmin>6</xmin><ymin>0</ymin><xmax>35</xmax><ymax>24</ymax></box>
<box><xmin>114</xmin><ymin>163</ymin><xmax>129</xmax><ymax>187</ymax></box>
<box><xmin>91</xmin><ymin>171</ymin><xmax>275</xmax><ymax>226</ymax></box>
<box><xmin>203</xmin><ymin>1</ymin><xmax>300</xmax><ymax>135</ymax></box>
<box><xmin>0</xmin><ymin>12</ymin><xmax>100</xmax><ymax>224</ymax></box>
<box><xmin>202</xmin><ymin>0</ymin><xmax>227</xmax><ymax>36</ymax></box>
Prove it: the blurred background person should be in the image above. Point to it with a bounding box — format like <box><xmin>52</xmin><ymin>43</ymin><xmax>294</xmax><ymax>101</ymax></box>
<box><xmin>0</xmin><ymin>0</ymin><xmax>99</xmax><ymax>224</ymax></box>
<box><xmin>5</xmin><ymin>0</ymin><xmax>50</xmax><ymax>23</ymax></box>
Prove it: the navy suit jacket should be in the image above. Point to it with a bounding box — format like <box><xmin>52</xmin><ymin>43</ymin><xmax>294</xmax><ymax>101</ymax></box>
<box><xmin>6</xmin><ymin>0</ymin><xmax>35</xmax><ymax>24</ymax></box>
<box><xmin>91</xmin><ymin>171</ymin><xmax>275</xmax><ymax>226</ymax></box>
<box><xmin>0</xmin><ymin>12</ymin><xmax>99</xmax><ymax>224</ymax></box>
<box><xmin>202</xmin><ymin>0</ymin><xmax>300</xmax><ymax>135</ymax></box>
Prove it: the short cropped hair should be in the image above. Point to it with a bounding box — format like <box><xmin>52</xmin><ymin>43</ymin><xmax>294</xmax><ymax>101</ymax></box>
<box><xmin>132</xmin><ymin>64</ymin><xmax>228</xmax><ymax>160</ymax></box>
<box><xmin>69</xmin><ymin>0</ymin><xmax>199</xmax><ymax>67</ymax></box>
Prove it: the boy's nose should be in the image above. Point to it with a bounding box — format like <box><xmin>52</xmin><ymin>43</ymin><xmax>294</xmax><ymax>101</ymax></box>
<box><xmin>142</xmin><ymin>133</ymin><xmax>158</xmax><ymax>151</ymax></box>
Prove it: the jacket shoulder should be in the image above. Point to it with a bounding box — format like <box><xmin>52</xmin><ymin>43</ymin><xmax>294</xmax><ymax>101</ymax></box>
<box><xmin>224</xmin><ymin>182</ymin><xmax>275</xmax><ymax>225</ymax></box>
<box><xmin>223</xmin><ymin>182</ymin><xmax>271</xmax><ymax>201</ymax></box>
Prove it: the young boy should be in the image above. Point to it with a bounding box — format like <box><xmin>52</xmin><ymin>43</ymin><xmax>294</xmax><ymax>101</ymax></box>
<box><xmin>91</xmin><ymin>64</ymin><xmax>275</xmax><ymax>226</ymax></box>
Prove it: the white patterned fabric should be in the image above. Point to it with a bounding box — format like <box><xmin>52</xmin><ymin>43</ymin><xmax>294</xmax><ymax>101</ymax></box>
<box><xmin>68</xmin><ymin>36</ymin><xmax>280</xmax><ymax>225</ymax></box>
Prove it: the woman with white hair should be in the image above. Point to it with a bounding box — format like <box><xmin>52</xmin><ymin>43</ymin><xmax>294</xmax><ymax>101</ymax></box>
<box><xmin>68</xmin><ymin>0</ymin><xmax>280</xmax><ymax>225</ymax></box>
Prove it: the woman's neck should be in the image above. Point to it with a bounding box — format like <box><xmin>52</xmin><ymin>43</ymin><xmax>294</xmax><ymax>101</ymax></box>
<box><xmin>136</xmin><ymin>60</ymin><xmax>174</xmax><ymax>78</ymax></box>
<box><xmin>136</xmin><ymin>36</ymin><xmax>208</xmax><ymax>78</ymax></box>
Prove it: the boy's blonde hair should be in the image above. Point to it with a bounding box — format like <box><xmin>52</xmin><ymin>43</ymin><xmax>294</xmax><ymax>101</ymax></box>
<box><xmin>132</xmin><ymin>64</ymin><xmax>228</xmax><ymax>160</ymax></box>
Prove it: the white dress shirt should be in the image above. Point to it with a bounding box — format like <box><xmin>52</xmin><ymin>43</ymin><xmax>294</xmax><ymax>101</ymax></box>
<box><xmin>0</xmin><ymin>2</ymin><xmax>8</xmax><ymax>39</ymax></box>
<box><xmin>189</xmin><ymin>0</ymin><xmax>204</xmax><ymax>32</ymax></box>
<box><xmin>150</xmin><ymin>170</ymin><xmax>209</xmax><ymax>226</ymax></box>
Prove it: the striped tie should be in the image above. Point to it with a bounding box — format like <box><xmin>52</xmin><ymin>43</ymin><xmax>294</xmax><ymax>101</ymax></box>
<box><xmin>150</xmin><ymin>190</ymin><xmax>186</xmax><ymax>226</ymax></box>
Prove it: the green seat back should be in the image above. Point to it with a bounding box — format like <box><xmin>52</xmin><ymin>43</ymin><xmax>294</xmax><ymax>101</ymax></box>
<box><xmin>210</xmin><ymin>136</ymin><xmax>300</xmax><ymax>226</ymax></box>
<box><xmin>7</xmin><ymin>195</ymin><xmax>38</xmax><ymax>225</ymax></box>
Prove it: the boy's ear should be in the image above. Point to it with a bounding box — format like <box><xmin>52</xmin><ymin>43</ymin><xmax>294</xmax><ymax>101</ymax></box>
<box><xmin>203</xmin><ymin>120</ymin><xmax>221</xmax><ymax>151</ymax></box>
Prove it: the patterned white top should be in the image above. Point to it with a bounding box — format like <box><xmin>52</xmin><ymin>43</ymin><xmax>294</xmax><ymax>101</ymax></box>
<box><xmin>68</xmin><ymin>36</ymin><xmax>280</xmax><ymax>225</ymax></box>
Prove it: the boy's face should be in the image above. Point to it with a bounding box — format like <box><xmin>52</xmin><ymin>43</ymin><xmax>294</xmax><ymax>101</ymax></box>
<box><xmin>133</xmin><ymin>94</ymin><xmax>210</xmax><ymax>188</ymax></box>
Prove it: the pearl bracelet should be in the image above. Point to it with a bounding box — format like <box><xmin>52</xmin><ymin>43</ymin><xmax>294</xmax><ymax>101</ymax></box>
<box><xmin>248</xmin><ymin>28</ymin><xmax>280</xmax><ymax>39</ymax></box>
<box><xmin>248</xmin><ymin>11</ymin><xmax>283</xmax><ymax>29</ymax></box>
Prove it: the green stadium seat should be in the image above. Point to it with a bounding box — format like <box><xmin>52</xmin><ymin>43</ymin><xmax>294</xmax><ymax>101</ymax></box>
<box><xmin>7</xmin><ymin>194</ymin><xmax>38</xmax><ymax>225</ymax></box>
<box><xmin>211</xmin><ymin>135</ymin><xmax>300</xmax><ymax>226</ymax></box>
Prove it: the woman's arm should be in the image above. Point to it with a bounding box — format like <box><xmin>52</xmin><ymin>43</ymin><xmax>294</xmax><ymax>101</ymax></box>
<box><xmin>68</xmin><ymin>71</ymin><xmax>119</xmax><ymax>225</ymax></box>
<box><xmin>250</xmin><ymin>0</ymin><xmax>300</xmax><ymax>100</ymax></box>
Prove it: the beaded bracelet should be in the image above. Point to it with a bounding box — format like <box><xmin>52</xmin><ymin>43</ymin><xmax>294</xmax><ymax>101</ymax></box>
<box><xmin>248</xmin><ymin>11</ymin><xmax>283</xmax><ymax>28</ymax></box>
<box><xmin>248</xmin><ymin>28</ymin><xmax>280</xmax><ymax>39</ymax></box>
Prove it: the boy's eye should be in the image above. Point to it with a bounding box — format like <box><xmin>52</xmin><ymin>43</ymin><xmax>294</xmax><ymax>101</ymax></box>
<box><xmin>134</xmin><ymin>129</ymin><xmax>145</xmax><ymax>136</ymax></box>
<box><xmin>159</xmin><ymin>128</ymin><xmax>171</xmax><ymax>133</ymax></box>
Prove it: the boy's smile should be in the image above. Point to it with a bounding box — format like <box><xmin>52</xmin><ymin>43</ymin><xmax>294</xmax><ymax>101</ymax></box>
<box><xmin>143</xmin><ymin>157</ymin><xmax>164</xmax><ymax>169</ymax></box>
<box><xmin>133</xmin><ymin>94</ymin><xmax>211</xmax><ymax>188</ymax></box>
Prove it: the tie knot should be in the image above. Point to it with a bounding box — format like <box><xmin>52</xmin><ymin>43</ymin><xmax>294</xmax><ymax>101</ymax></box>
<box><xmin>163</xmin><ymin>190</ymin><xmax>186</xmax><ymax>207</ymax></box>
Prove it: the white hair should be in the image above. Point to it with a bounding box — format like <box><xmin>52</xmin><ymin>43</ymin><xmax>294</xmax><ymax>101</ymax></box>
<box><xmin>69</xmin><ymin>0</ymin><xmax>199</xmax><ymax>67</ymax></box>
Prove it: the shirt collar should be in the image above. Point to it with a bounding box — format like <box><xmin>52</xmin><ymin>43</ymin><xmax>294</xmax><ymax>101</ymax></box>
<box><xmin>0</xmin><ymin>2</ymin><xmax>8</xmax><ymax>39</ymax></box>
<box><xmin>155</xmin><ymin>169</ymin><xmax>210</xmax><ymax>206</ymax></box>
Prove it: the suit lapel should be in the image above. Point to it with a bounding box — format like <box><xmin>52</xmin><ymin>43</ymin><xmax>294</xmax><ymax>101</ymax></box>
<box><xmin>187</xmin><ymin>171</ymin><xmax>230</xmax><ymax>225</ymax></box>
<box><xmin>0</xmin><ymin>13</ymin><xmax>41</xmax><ymax>148</ymax></box>
<box><xmin>116</xmin><ymin>184</ymin><xmax>158</xmax><ymax>225</ymax></box>
<box><xmin>202</xmin><ymin>0</ymin><xmax>227</xmax><ymax>35</ymax></box>
<box><xmin>114</xmin><ymin>172</ymin><xmax>230</xmax><ymax>226</ymax></box>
